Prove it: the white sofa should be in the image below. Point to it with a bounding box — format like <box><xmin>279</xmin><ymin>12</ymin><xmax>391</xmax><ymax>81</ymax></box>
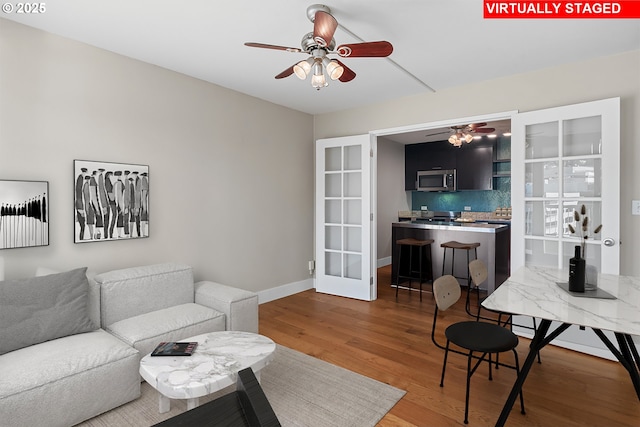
<box><xmin>0</xmin><ymin>263</ymin><xmax>259</xmax><ymax>427</ymax></box>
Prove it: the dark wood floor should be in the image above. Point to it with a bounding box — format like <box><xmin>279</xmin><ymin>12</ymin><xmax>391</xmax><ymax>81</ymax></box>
<box><xmin>259</xmin><ymin>265</ymin><xmax>640</xmax><ymax>426</ymax></box>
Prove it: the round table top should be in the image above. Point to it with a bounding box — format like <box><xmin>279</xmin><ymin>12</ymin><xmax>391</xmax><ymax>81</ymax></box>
<box><xmin>139</xmin><ymin>331</ymin><xmax>276</xmax><ymax>399</ymax></box>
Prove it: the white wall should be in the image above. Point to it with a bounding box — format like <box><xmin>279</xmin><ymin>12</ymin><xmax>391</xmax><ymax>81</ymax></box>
<box><xmin>314</xmin><ymin>50</ymin><xmax>640</xmax><ymax>276</ymax></box>
<box><xmin>376</xmin><ymin>137</ymin><xmax>409</xmax><ymax>265</ymax></box>
<box><xmin>0</xmin><ymin>19</ymin><xmax>315</xmax><ymax>294</ymax></box>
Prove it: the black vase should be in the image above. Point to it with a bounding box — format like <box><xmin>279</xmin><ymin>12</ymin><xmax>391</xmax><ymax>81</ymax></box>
<box><xmin>568</xmin><ymin>245</ymin><xmax>586</xmax><ymax>292</ymax></box>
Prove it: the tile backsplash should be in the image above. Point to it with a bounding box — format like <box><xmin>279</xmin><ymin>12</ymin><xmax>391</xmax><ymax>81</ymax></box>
<box><xmin>412</xmin><ymin>184</ymin><xmax>510</xmax><ymax>213</ymax></box>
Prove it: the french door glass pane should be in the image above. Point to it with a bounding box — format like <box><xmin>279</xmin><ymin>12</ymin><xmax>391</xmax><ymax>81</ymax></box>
<box><xmin>525</xmin><ymin>161</ymin><xmax>559</xmax><ymax>197</ymax></box>
<box><xmin>344</xmin><ymin>145</ymin><xmax>362</xmax><ymax>170</ymax></box>
<box><xmin>563</xmin><ymin>159</ymin><xmax>601</xmax><ymax>197</ymax></box>
<box><xmin>344</xmin><ymin>226</ymin><xmax>362</xmax><ymax>252</ymax></box>
<box><xmin>525</xmin><ymin>239</ymin><xmax>558</xmax><ymax>266</ymax></box>
<box><xmin>563</xmin><ymin>116</ymin><xmax>602</xmax><ymax>156</ymax></box>
<box><xmin>344</xmin><ymin>200</ymin><xmax>362</xmax><ymax>225</ymax></box>
<box><xmin>325</xmin><ymin>200</ymin><xmax>341</xmax><ymax>224</ymax></box>
<box><xmin>325</xmin><ymin>173</ymin><xmax>341</xmax><ymax>197</ymax></box>
<box><xmin>325</xmin><ymin>147</ymin><xmax>341</xmax><ymax>171</ymax></box>
<box><xmin>561</xmin><ymin>201</ymin><xmax>602</xmax><ymax>241</ymax></box>
<box><xmin>325</xmin><ymin>252</ymin><xmax>341</xmax><ymax>277</ymax></box>
<box><xmin>562</xmin><ymin>241</ymin><xmax>601</xmax><ymax>266</ymax></box>
<box><xmin>344</xmin><ymin>254</ymin><xmax>362</xmax><ymax>279</ymax></box>
<box><xmin>525</xmin><ymin>122</ymin><xmax>558</xmax><ymax>159</ymax></box>
<box><xmin>525</xmin><ymin>201</ymin><xmax>559</xmax><ymax>237</ymax></box>
<box><xmin>344</xmin><ymin>171</ymin><xmax>362</xmax><ymax>197</ymax></box>
<box><xmin>325</xmin><ymin>226</ymin><xmax>341</xmax><ymax>250</ymax></box>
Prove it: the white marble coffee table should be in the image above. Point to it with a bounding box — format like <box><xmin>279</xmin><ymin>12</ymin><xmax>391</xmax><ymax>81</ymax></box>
<box><xmin>139</xmin><ymin>331</ymin><xmax>276</xmax><ymax>413</ymax></box>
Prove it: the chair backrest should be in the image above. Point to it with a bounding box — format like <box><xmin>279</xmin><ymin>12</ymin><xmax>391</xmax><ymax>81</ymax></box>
<box><xmin>433</xmin><ymin>275</ymin><xmax>461</xmax><ymax>312</ymax></box>
<box><xmin>468</xmin><ymin>259</ymin><xmax>488</xmax><ymax>287</ymax></box>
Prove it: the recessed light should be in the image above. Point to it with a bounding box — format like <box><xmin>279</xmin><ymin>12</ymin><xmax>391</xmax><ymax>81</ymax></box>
<box><xmin>487</xmin><ymin>134</ymin><xmax>497</xmax><ymax>138</ymax></box>
<box><xmin>503</xmin><ymin>132</ymin><xmax>512</xmax><ymax>136</ymax></box>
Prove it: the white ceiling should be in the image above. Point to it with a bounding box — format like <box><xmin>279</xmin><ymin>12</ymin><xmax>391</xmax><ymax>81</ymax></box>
<box><xmin>3</xmin><ymin>0</ymin><xmax>639</xmax><ymax>117</ymax></box>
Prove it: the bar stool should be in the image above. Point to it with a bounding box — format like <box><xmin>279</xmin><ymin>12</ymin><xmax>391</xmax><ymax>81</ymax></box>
<box><xmin>395</xmin><ymin>237</ymin><xmax>434</xmax><ymax>301</ymax></box>
<box><xmin>440</xmin><ymin>241</ymin><xmax>480</xmax><ymax>285</ymax></box>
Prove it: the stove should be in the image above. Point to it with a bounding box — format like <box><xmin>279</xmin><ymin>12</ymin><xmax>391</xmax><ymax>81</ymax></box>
<box><xmin>420</xmin><ymin>211</ymin><xmax>462</xmax><ymax>222</ymax></box>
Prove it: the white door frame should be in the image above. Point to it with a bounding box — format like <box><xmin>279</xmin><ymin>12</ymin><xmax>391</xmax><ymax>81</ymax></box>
<box><xmin>370</xmin><ymin>111</ymin><xmax>519</xmax><ymax>260</ymax></box>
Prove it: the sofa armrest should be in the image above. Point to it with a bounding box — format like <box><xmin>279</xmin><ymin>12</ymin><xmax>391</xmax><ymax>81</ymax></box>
<box><xmin>194</xmin><ymin>281</ymin><xmax>258</xmax><ymax>333</ymax></box>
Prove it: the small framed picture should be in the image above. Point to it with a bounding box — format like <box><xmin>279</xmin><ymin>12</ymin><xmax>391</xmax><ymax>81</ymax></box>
<box><xmin>0</xmin><ymin>180</ymin><xmax>49</xmax><ymax>250</ymax></box>
<box><xmin>74</xmin><ymin>160</ymin><xmax>149</xmax><ymax>243</ymax></box>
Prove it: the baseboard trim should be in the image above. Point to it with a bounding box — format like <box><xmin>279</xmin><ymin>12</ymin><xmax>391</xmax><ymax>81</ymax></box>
<box><xmin>377</xmin><ymin>257</ymin><xmax>391</xmax><ymax>268</ymax></box>
<box><xmin>258</xmin><ymin>278</ymin><xmax>314</xmax><ymax>304</ymax></box>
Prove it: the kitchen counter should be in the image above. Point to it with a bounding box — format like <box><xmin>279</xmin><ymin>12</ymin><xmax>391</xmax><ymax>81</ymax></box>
<box><xmin>394</xmin><ymin>220</ymin><xmax>508</xmax><ymax>233</ymax></box>
<box><xmin>392</xmin><ymin>221</ymin><xmax>510</xmax><ymax>295</ymax></box>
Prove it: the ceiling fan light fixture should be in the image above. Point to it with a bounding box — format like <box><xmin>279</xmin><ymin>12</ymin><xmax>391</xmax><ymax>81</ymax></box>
<box><xmin>293</xmin><ymin>58</ymin><xmax>312</xmax><ymax>79</ymax></box>
<box><xmin>448</xmin><ymin>134</ymin><xmax>462</xmax><ymax>147</ymax></box>
<box><xmin>311</xmin><ymin>60</ymin><xmax>327</xmax><ymax>89</ymax></box>
<box><xmin>323</xmin><ymin>58</ymin><xmax>344</xmax><ymax>80</ymax></box>
<box><xmin>464</xmin><ymin>133</ymin><xmax>474</xmax><ymax>143</ymax></box>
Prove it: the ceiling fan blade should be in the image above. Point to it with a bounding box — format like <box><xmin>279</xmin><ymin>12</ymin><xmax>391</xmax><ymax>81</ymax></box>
<box><xmin>313</xmin><ymin>11</ymin><xmax>338</xmax><ymax>47</ymax></box>
<box><xmin>334</xmin><ymin>60</ymin><xmax>356</xmax><ymax>82</ymax></box>
<box><xmin>275</xmin><ymin>65</ymin><xmax>295</xmax><ymax>79</ymax></box>
<box><xmin>244</xmin><ymin>42</ymin><xmax>302</xmax><ymax>53</ymax></box>
<box><xmin>336</xmin><ymin>41</ymin><xmax>393</xmax><ymax>58</ymax></box>
<box><xmin>467</xmin><ymin>122</ymin><xmax>488</xmax><ymax>129</ymax></box>
<box><xmin>472</xmin><ymin>128</ymin><xmax>496</xmax><ymax>133</ymax></box>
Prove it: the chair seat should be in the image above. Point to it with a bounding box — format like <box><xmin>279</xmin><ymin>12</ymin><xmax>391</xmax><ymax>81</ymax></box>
<box><xmin>440</xmin><ymin>241</ymin><xmax>481</xmax><ymax>250</ymax></box>
<box><xmin>445</xmin><ymin>321</ymin><xmax>518</xmax><ymax>353</ymax></box>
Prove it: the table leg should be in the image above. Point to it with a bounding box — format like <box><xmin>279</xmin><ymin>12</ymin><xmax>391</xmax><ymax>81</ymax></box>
<box><xmin>615</xmin><ymin>333</ymin><xmax>640</xmax><ymax>400</ymax></box>
<box><xmin>494</xmin><ymin>319</ymin><xmax>552</xmax><ymax>427</ymax></box>
<box><xmin>592</xmin><ymin>329</ymin><xmax>640</xmax><ymax>400</ymax></box>
<box><xmin>159</xmin><ymin>394</ymin><xmax>170</xmax><ymax>413</ymax></box>
<box><xmin>187</xmin><ymin>397</ymin><xmax>200</xmax><ymax>410</ymax></box>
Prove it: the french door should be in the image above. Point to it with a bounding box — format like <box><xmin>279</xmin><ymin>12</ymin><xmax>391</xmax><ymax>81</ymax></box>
<box><xmin>315</xmin><ymin>134</ymin><xmax>375</xmax><ymax>301</ymax></box>
<box><xmin>511</xmin><ymin>97</ymin><xmax>621</xmax><ymax>358</ymax></box>
<box><xmin>512</xmin><ymin>97</ymin><xmax>620</xmax><ymax>274</ymax></box>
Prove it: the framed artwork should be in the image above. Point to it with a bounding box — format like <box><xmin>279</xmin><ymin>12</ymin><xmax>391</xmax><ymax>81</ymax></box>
<box><xmin>0</xmin><ymin>180</ymin><xmax>49</xmax><ymax>250</ymax></box>
<box><xmin>74</xmin><ymin>160</ymin><xmax>149</xmax><ymax>243</ymax></box>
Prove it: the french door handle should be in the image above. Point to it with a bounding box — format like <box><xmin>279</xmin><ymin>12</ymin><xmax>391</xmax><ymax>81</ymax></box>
<box><xmin>603</xmin><ymin>238</ymin><xmax>616</xmax><ymax>247</ymax></box>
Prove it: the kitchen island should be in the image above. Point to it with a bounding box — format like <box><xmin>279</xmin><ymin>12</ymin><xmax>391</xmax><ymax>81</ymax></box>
<box><xmin>392</xmin><ymin>220</ymin><xmax>510</xmax><ymax>295</ymax></box>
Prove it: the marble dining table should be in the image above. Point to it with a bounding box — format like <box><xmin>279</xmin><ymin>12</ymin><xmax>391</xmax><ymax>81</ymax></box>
<box><xmin>482</xmin><ymin>265</ymin><xmax>640</xmax><ymax>427</ymax></box>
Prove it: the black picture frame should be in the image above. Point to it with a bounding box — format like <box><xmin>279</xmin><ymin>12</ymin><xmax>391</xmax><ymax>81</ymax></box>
<box><xmin>0</xmin><ymin>179</ymin><xmax>49</xmax><ymax>250</ymax></box>
<box><xmin>74</xmin><ymin>160</ymin><xmax>149</xmax><ymax>243</ymax></box>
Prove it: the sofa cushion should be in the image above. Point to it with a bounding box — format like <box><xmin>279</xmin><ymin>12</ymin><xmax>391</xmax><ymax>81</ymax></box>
<box><xmin>0</xmin><ymin>329</ymin><xmax>140</xmax><ymax>427</ymax></box>
<box><xmin>95</xmin><ymin>263</ymin><xmax>195</xmax><ymax>326</ymax></box>
<box><xmin>36</xmin><ymin>266</ymin><xmax>101</xmax><ymax>328</ymax></box>
<box><xmin>0</xmin><ymin>267</ymin><xmax>97</xmax><ymax>355</ymax></box>
<box><xmin>106</xmin><ymin>302</ymin><xmax>226</xmax><ymax>359</ymax></box>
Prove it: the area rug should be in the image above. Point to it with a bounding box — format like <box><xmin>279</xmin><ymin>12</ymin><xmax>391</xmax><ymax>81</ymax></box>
<box><xmin>77</xmin><ymin>345</ymin><xmax>406</xmax><ymax>427</ymax></box>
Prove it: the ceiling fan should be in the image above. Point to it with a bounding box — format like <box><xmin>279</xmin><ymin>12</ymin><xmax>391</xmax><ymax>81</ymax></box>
<box><xmin>244</xmin><ymin>4</ymin><xmax>393</xmax><ymax>90</ymax></box>
<box><xmin>425</xmin><ymin>123</ymin><xmax>496</xmax><ymax>147</ymax></box>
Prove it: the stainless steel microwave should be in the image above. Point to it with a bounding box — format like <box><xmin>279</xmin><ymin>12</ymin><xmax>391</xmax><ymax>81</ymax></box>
<box><xmin>416</xmin><ymin>169</ymin><xmax>456</xmax><ymax>192</ymax></box>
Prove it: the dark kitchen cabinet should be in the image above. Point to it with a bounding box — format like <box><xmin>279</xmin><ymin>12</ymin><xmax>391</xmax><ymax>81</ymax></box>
<box><xmin>405</xmin><ymin>140</ymin><xmax>493</xmax><ymax>191</ymax></box>
<box><xmin>405</xmin><ymin>141</ymin><xmax>457</xmax><ymax>190</ymax></box>
<box><xmin>457</xmin><ymin>144</ymin><xmax>493</xmax><ymax>190</ymax></box>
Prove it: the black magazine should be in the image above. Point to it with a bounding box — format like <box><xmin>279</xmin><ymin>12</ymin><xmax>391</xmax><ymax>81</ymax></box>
<box><xmin>151</xmin><ymin>342</ymin><xmax>198</xmax><ymax>356</ymax></box>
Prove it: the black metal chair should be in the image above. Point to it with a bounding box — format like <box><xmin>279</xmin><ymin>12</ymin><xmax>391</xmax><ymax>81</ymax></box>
<box><xmin>432</xmin><ymin>274</ymin><xmax>525</xmax><ymax>424</ymax></box>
